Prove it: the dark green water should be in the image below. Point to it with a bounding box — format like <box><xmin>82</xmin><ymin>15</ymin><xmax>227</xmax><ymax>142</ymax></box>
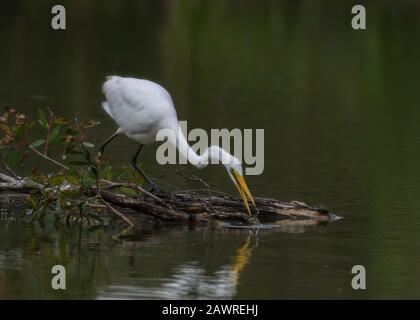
<box><xmin>1</xmin><ymin>0</ymin><xmax>420</xmax><ymax>299</ymax></box>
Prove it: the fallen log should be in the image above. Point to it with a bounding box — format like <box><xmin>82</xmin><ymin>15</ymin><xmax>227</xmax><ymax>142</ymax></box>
<box><xmin>0</xmin><ymin>172</ymin><xmax>334</xmax><ymax>225</ymax></box>
<box><xmin>98</xmin><ymin>190</ymin><xmax>330</xmax><ymax>222</ymax></box>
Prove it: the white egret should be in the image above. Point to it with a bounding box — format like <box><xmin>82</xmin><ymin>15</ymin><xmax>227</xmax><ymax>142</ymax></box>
<box><xmin>98</xmin><ymin>76</ymin><xmax>256</xmax><ymax>216</ymax></box>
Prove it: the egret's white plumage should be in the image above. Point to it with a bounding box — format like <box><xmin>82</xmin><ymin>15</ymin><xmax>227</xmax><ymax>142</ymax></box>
<box><xmin>100</xmin><ymin>76</ymin><xmax>256</xmax><ymax>216</ymax></box>
<box><xmin>102</xmin><ymin>76</ymin><xmax>177</xmax><ymax>145</ymax></box>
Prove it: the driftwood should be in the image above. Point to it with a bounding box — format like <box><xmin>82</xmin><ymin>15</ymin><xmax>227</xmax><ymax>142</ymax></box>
<box><xmin>98</xmin><ymin>190</ymin><xmax>331</xmax><ymax>223</ymax></box>
<box><xmin>0</xmin><ymin>172</ymin><xmax>333</xmax><ymax>226</ymax></box>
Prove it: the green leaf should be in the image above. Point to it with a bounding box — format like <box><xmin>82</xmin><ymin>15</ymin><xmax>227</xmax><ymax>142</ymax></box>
<box><xmin>27</xmin><ymin>193</ymin><xmax>39</xmax><ymax>209</ymax></box>
<box><xmin>82</xmin><ymin>142</ymin><xmax>95</xmax><ymax>148</ymax></box>
<box><xmin>49</xmin><ymin>174</ymin><xmax>64</xmax><ymax>186</ymax></box>
<box><xmin>49</xmin><ymin>125</ymin><xmax>60</xmax><ymax>144</ymax></box>
<box><xmin>15</xmin><ymin>126</ymin><xmax>25</xmax><ymax>141</ymax></box>
<box><xmin>53</xmin><ymin>117</ymin><xmax>69</xmax><ymax>125</ymax></box>
<box><xmin>38</xmin><ymin>108</ymin><xmax>48</xmax><ymax>129</ymax></box>
<box><xmin>113</xmin><ymin>169</ymin><xmax>126</xmax><ymax>180</ymax></box>
<box><xmin>30</xmin><ymin>139</ymin><xmax>45</xmax><ymax>148</ymax></box>
<box><xmin>81</xmin><ymin>178</ymin><xmax>96</xmax><ymax>190</ymax></box>
<box><xmin>119</xmin><ymin>186</ymin><xmax>138</xmax><ymax>196</ymax></box>
<box><xmin>65</xmin><ymin>174</ymin><xmax>80</xmax><ymax>185</ymax></box>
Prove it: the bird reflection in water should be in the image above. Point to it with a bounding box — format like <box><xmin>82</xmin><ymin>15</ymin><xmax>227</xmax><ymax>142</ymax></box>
<box><xmin>97</xmin><ymin>218</ymin><xmax>327</xmax><ymax>299</ymax></box>
<box><xmin>97</xmin><ymin>232</ymin><xmax>255</xmax><ymax>300</ymax></box>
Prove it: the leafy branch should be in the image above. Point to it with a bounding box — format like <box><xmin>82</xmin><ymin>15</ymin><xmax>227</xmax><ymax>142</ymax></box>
<box><xmin>0</xmin><ymin>107</ymin><xmax>137</xmax><ymax>227</ymax></box>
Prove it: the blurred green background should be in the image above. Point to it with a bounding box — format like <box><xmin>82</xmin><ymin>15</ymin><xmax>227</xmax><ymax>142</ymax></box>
<box><xmin>1</xmin><ymin>0</ymin><xmax>420</xmax><ymax>299</ymax></box>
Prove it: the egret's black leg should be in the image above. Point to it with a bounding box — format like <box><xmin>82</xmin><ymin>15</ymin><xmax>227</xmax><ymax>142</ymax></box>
<box><xmin>130</xmin><ymin>145</ymin><xmax>161</xmax><ymax>193</ymax></box>
<box><xmin>98</xmin><ymin>131</ymin><xmax>119</xmax><ymax>158</ymax></box>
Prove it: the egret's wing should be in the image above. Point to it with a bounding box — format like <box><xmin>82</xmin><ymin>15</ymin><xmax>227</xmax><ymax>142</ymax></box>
<box><xmin>101</xmin><ymin>102</ymin><xmax>112</xmax><ymax>117</ymax></box>
<box><xmin>102</xmin><ymin>76</ymin><xmax>179</xmax><ymax>136</ymax></box>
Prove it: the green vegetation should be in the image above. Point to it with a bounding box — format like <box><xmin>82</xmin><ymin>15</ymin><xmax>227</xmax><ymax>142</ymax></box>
<box><xmin>0</xmin><ymin>108</ymin><xmax>142</xmax><ymax>226</ymax></box>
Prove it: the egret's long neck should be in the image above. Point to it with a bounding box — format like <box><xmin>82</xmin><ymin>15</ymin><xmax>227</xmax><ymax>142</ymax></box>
<box><xmin>170</xmin><ymin>122</ymin><xmax>231</xmax><ymax>168</ymax></box>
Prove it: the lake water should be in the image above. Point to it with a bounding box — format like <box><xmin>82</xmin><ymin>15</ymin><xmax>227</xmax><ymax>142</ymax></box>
<box><xmin>1</xmin><ymin>1</ymin><xmax>420</xmax><ymax>299</ymax></box>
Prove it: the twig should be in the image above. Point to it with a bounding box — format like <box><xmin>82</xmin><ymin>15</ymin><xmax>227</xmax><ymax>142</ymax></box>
<box><xmin>151</xmin><ymin>177</ymin><xmax>182</xmax><ymax>191</ymax></box>
<box><xmin>93</xmin><ymin>149</ymin><xmax>134</xmax><ymax>227</ymax></box>
<box><xmin>84</xmin><ymin>200</ymin><xmax>107</xmax><ymax>209</ymax></box>
<box><xmin>174</xmin><ymin>169</ymin><xmax>210</xmax><ymax>189</ymax></box>
<box><xmin>1</xmin><ymin>160</ymin><xmax>19</xmax><ymax>179</ymax></box>
<box><xmin>100</xmin><ymin>180</ymin><xmax>171</xmax><ymax>209</ymax></box>
<box><xmin>0</xmin><ymin>172</ymin><xmax>18</xmax><ymax>184</ymax></box>
<box><xmin>27</xmin><ymin>145</ymin><xmax>69</xmax><ymax>170</ymax></box>
<box><xmin>43</xmin><ymin>108</ymin><xmax>53</xmax><ymax>155</ymax></box>
<box><xmin>172</xmin><ymin>188</ymin><xmax>237</xmax><ymax>198</ymax></box>
<box><xmin>98</xmin><ymin>194</ymin><xmax>134</xmax><ymax>228</ymax></box>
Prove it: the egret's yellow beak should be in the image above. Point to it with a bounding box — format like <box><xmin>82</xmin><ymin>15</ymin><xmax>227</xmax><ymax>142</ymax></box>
<box><xmin>231</xmin><ymin>170</ymin><xmax>257</xmax><ymax>216</ymax></box>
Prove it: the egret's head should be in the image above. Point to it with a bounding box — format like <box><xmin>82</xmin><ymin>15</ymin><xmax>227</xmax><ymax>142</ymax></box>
<box><xmin>224</xmin><ymin>160</ymin><xmax>257</xmax><ymax>216</ymax></box>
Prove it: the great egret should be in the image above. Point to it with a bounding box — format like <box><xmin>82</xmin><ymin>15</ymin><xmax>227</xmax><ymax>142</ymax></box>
<box><xmin>98</xmin><ymin>76</ymin><xmax>256</xmax><ymax>216</ymax></box>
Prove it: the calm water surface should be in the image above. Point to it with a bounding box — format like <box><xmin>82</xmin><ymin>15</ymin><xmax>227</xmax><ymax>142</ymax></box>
<box><xmin>1</xmin><ymin>1</ymin><xmax>420</xmax><ymax>299</ymax></box>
